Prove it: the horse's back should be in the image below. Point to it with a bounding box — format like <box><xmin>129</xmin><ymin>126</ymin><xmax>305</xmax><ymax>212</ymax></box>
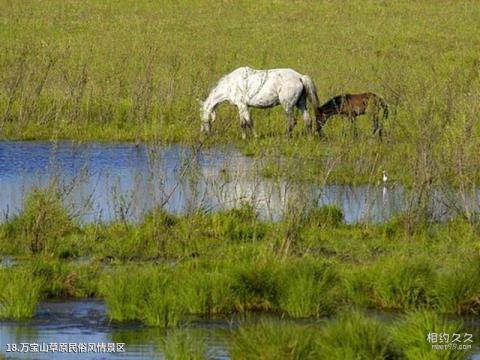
<box><xmin>347</xmin><ymin>92</ymin><xmax>380</xmax><ymax>103</ymax></box>
<box><xmin>232</xmin><ymin>67</ymin><xmax>304</xmax><ymax>93</ymax></box>
<box><xmin>228</xmin><ymin>66</ymin><xmax>303</xmax><ymax>80</ymax></box>
<box><xmin>212</xmin><ymin>66</ymin><xmax>307</xmax><ymax>108</ymax></box>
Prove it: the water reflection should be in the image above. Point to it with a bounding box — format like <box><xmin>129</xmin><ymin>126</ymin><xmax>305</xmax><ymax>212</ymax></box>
<box><xmin>0</xmin><ymin>299</ymin><xmax>233</xmax><ymax>359</ymax></box>
<box><xmin>0</xmin><ymin>141</ymin><xmax>478</xmax><ymax>224</ymax></box>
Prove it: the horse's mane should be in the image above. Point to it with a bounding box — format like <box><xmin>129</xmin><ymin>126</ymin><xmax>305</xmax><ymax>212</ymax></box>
<box><xmin>319</xmin><ymin>95</ymin><xmax>346</xmax><ymax>111</ymax></box>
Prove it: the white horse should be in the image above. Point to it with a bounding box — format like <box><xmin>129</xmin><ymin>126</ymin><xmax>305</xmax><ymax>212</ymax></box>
<box><xmin>200</xmin><ymin>66</ymin><xmax>322</xmax><ymax>139</ymax></box>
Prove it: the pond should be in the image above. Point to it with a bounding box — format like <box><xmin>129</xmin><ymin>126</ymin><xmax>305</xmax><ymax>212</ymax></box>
<box><xmin>1</xmin><ymin>141</ymin><xmax>475</xmax><ymax>224</ymax></box>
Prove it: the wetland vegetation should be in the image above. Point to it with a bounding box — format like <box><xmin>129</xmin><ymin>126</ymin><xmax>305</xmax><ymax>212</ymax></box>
<box><xmin>1</xmin><ymin>0</ymin><xmax>480</xmax><ymax>186</ymax></box>
<box><xmin>1</xmin><ymin>0</ymin><xmax>480</xmax><ymax>358</ymax></box>
<box><xmin>0</xmin><ymin>189</ymin><xmax>479</xmax><ymax>358</ymax></box>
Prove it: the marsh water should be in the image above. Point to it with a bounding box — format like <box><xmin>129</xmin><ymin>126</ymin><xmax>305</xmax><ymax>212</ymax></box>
<box><xmin>1</xmin><ymin>141</ymin><xmax>478</xmax><ymax>224</ymax></box>
<box><xmin>1</xmin><ymin>141</ymin><xmax>480</xmax><ymax>359</ymax></box>
<box><xmin>0</xmin><ymin>299</ymin><xmax>228</xmax><ymax>360</ymax></box>
<box><xmin>0</xmin><ymin>299</ymin><xmax>478</xmax><ymax>359</ymax></box>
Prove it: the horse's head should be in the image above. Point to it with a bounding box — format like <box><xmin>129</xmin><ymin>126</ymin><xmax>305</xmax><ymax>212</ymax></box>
<box><xmin>199</xmin><ymin>99</ymin><xmax>213</xmax><ymax>134</ymax></box>
<box><xmin>314</xmin><ymin>107</ymin><xmax>326</xmax><ymax>134</ymax></box>
<box><xmin>200</xmin><ymin>118</ymin><xmax>212</xmax><ymax>134</ymax></box>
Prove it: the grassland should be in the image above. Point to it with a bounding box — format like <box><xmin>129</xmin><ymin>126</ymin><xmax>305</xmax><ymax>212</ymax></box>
<box><xmin>1</xmin><ymin>0</ymin><xmax>480</xmax><ymax>185</ymax></box>
<box><xmin>1</xmin><ymin>1</ymin><xmax>479</xmax><ymax>358</ymax></box>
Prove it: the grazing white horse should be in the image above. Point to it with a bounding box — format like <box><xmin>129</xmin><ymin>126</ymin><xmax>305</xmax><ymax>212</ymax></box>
<box><xmin>200</xmin><ymin>66</ymin><xmax>322</xmax><ymax>139</ymax></box>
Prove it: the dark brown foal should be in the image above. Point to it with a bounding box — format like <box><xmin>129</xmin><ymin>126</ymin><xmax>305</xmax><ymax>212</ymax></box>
<box><xmin>316</xmin><ymin>92</ymin><xmax>388</xmax><ymax>138</ymax></box>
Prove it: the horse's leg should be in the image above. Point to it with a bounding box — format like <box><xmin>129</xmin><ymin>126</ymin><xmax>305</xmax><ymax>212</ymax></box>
<box><xmin>246</xmin><ymin>112</ymin><xmax>258</xmax><ymax>138</ymax></box>
<box><xmin>284</xmin><ymin>106</ymin><xmax>296</xmax><ymax>138</ymax></box>
<box><xmin>372</xmin><ymin>111</ymin><xmax>383</xmax><ymax>139</ymax></box>
<box><xmin>211</xmin><ymin>109</ymin><xmax>217</xmax><ymax>124</ymax></box>
<box><xmin>350</xmin><ymin>116</ymin><xmax>358</xmax><ymax>138</ymax></box>
<box><xmin>341</xmin><ymin>117</ymin><xmax>348</xmax><ymax>138</ymax></box>
<box><xmin>279</xmin><ymin>85</ymin><xmax>303</xmax><ymax>138</ymax></box>
<box><xmin>296</xmin><ymin>92</ymin><xmax>312</xmax><ymax>134</ymax></box>
<box><xmin>238</xmin><ymin>104</ymin><xmax>255</xmax><ymax>140</ymax></box>
<box><xmin>314</xmin><ymin>114</ymin><xmax>325</xmax><ymax>138</ymax></box>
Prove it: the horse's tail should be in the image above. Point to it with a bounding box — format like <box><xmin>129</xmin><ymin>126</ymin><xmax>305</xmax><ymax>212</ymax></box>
<box><xmin>300</xmin><ymin>75</ymin><xmax>322</xmax><ymax>123</ymax></box>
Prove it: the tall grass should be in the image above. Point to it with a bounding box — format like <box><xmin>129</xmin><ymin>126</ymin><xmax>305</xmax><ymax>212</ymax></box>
<box><xmin>0</xmin><ymin>192</ymin><xmax>479</xmax><ymax>320</ymax></box>
<box><xmin>179</xmin><ymin>266</ymin><xmax>235</xmax><ymax>316</ymax></box>
<box><xmin>27</xmin><ymin>257</ymin><xmax>101</xmax><ymax>297</ymax></box>
<box><xmin>277</xmin><ymin>259</ymin><xmax>338</xmax><ymax>318</ymax></box>
<box><xmin>0</xmin><ymin>267</ymin><xmax>43</xmax><ymax>319</ymax></box>
<box><xmin>368</xmin><ymin>254</ymin><xmax>436</xmax><ymax>310</ymax></box>
<box><xmin>99</xmin><ymin>265</ymin><xmax>183</xmax><ymax>327</ymax></box>
<box><xmin>1</xmin><ymin>0</ymin><xmax>480</xmax><ymax>190</ymax></box>
<box><xmin>0</xmin><ymin>187</ymin><xmax>78</xmax><ymax>256</ymax></box>
<box><xmin>229</xmin><ymin>320</ymin><xmax>320</xmax><ymax>360</ymax></box>
<box><xmin>390</xmin><ymin>310</ymin><xmax>469</xmax><ymax>360</ymax></box>
<box><xmin>318</xmin><ymin>310</ymin><xmax>396</xmax><ymax>360</ymax></box>
<box><xmin>435</xmin><ymin>258</ymin><xmax>480</xmax><ymax>315</ymax></box>
<box><xmin>229</xmin><ymin>259</ymin><xmax>281</xmax><ymax>313</ymax></box>
<box><xmin>227</xmin><ymin>310</ymin><xmax>473</xmax><ymax>360</ymax></box>
<box><xmin>159</xmin><ymin>329</ymin><xmax>215</xmax><ymax>360</ymax></box>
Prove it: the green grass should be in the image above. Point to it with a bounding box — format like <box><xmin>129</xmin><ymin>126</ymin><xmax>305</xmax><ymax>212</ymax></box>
<box><xmin>179</xmin><ymin>266</ymin><xmax>235</xmax><ymax>316</ymax></box>
<box><xmin>277</xmin><ymin>258</ymin><xmax>338</xmax><ymax>318</ymax></box>
<box><xmin>0</xmin><ymin>267</ymin><xmax>43</xmax><ymax>319</ymax></box>
<box><xmin>227</xmin><ymin>310</ymin><xmax>473</xmax><ymax>360</ymax></box>
<box><xmin>27</xmin><ymin>257</ymin><xmax>102</xmax><ymax>297</ymax></box>
<box><xmin>99</xmin><ymin>265</ymin><xmax>184</xmax><ymax>327</ymax></box>
<box><xmin>318</xmin><ymin>310</ymin><xmax>396</xmax><ymax>360</ymax></box>
<box><xmin>229</xmin><ymin>320</ymin><xmax>320</xmax><ymax>360</ymax></box>
<box><xmin>0</xmin><ymin>201</ymin><xmax>477</xmax><ymax>359</ymax></box>
<box><xmin>390</xmin><ymin>310</ymin><xmax>469</xmax><ymax>360</ymax></box>
<box><xmin>369</xmin><ymin>254</ymin><xmax>436</xmax><ymax>310</ymax></box>
<box><xmin>1</xmin><ymin>0</ymin><xmax>480</xmax><ymax>186</ymax></box>
<box><xmin>159</xmin><ymin>328</ymin><xmax>214</xmax><ymax>360</ymax></box>
<box><xmin>435</xmin><ymin>259</ymin><xmax>480</xmax><ymax>315</ymax></box>
<box><xmin>0</xmin><ymin>196</ymin><xmax>479</xmax><ymax>321</ymax></box>
<box><xmin>0</xmin><ymin>2</ymin><xmax>478</xmax><ymax>356</ymax></box>
<box><xmin>0</xmin><ymin>188</ymin><xmax>79</xmax><ymax>256</ymax></box>
<box><xmin>0</xmin><ymin>197</ymin><xmax>476</xmax><ymax>360</ymax></box>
